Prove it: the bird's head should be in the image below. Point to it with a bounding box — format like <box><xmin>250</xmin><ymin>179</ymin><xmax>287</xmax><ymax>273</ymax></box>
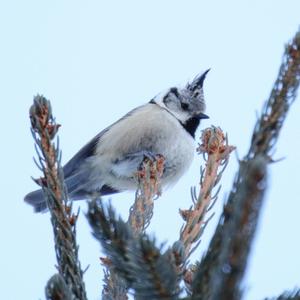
<box><xmin>154</xmin><ymin>69</ymin><xmax>210</xmax><ymax>124</ymax></box>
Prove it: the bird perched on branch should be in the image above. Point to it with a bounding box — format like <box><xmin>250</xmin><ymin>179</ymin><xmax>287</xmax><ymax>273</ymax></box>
<box><xmin>25</xmin><ymin>70</ymin><xmax>210</xmax><ymax>212</ymax></box>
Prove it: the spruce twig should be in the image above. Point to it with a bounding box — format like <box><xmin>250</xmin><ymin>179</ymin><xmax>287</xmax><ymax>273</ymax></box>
<box><xmin>173</xmin><ymin>126</ymin><xmax>235</xmax><ymax>291</ymax></box>
<box><xmin>265</xmin><ymin>289</ymin><xmax>300</xmax><ymax>300</ymax></box>
<box><xmin>179</xmin><ymin>127</ymin><xmax>235</xmax><ymax>258</ymax></box>
<box><xmin>101</xmin><ymin>267</ymin><xmax>128</xmax><ymax>300</ymax></box>
<box><xmin>128</xmin><ymin>155</ymin><xmax>165</xmax><ymax>235</ymax></box>
<box><xmin>192</xmin><ymin>28</ymin><xmax>300</xmax><ymax>300</ymax></box>
<box><xmin>99</xmin><ymin>155</ymin><xmax>165</xmax><ymax>299</ymax></box>
<box><xmin>87</xmin><ymin>199</ymin><xmax>178</xmax><ymax>300</ymax></box>
<box><xmin>30</xmin><ymin>95</ymin><xmax>87</xmax><ymax>300</ymax></box>
<box><xmin>45</xmin><ymin>274</ymin><xmax>73</xmax><ymax>300</ymax></box>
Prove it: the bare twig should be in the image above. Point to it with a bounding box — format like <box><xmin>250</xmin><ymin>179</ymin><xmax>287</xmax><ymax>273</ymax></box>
<box><xmin>192</xmin><ymin>28</ymin><xmax>300</xmax><ymax>300</ymax></box>
<box><xmin>30</xmin><ymin>96</ymin><xmax>87</xmax><ymax>300</ymax></box>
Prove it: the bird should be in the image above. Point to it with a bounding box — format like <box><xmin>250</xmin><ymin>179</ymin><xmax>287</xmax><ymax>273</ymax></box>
<box><xmin>25</xmin><ymin>70</ymin><xmax>210</xmax><ymax>212</ymax></box>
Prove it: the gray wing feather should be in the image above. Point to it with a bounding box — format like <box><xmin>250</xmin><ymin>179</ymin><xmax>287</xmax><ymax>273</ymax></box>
<box><xmin>63</xmin><ymin>106</ymin><xmax>140</xmax><ymax>178</ymax></box>
<box><xmin>24</xmin><ymin>189</ymin><xmax>48</xmax><ymax>213</ymax></box>
<box><xmin>63</xmin><ymin>129</ymin><xmax>108</xmax><ymax>178</ymax></box>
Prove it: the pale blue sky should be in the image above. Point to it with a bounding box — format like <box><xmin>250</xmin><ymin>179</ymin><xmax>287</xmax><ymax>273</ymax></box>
<box><xmin>1</xmin><ymin>1</ymin><xmax>300</xmax><ymax>299</ymax></box>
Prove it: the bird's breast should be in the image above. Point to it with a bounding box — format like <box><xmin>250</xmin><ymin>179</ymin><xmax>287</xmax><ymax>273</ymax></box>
<box><xmin>95</xmin><ymin>104</ymin><xmax>196</xmax><ymax>189</ymax></box>
<box><xmin>158</xmin><ymin>122</ymin><xmax>195</xmax><ymax>186</ymax></box>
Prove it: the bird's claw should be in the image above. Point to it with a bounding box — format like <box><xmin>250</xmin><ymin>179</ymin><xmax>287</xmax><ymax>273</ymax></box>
<box><xmin>139</xmin><ymin>152</ymin><xmax>164</xmax><ymax>170</ymax></box>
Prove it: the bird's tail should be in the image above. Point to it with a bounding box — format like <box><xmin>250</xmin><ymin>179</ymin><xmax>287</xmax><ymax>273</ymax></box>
<box><xmin>24</xmin><ymin>189</ymin><xmax>48</xmax><ymax>213</ymax></box>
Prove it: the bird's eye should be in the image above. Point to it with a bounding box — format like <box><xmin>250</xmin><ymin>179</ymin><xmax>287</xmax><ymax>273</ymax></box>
<box><xmin>181</xmin><ymin>102</ymin><xmax>189</xmax><ymax>111</ymax></box>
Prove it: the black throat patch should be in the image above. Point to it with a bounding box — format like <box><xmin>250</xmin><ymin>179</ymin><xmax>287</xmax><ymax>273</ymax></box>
<box><xmin>180</xmin><ymin>117</ymin><xmax>200</xmax><ymax>138</ymax></box>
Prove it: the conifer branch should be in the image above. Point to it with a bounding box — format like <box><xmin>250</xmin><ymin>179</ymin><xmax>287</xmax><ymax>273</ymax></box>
<box><xmin>178</xmin><ymin>127</ymin><xmax>235</xmax><ymax>259</ymax></box>
<box><xmin>101</xmin><ymin>267</ymin><xmax>128</xmax><ymax>300</ymax></box>
<box><xmin>87</xmin><ymin>199</ymin><xmax>178</xmax><ymax>300</ymax></box>
<box><xmin>30</xmin><ymin>96</ymin><xmax>87</xmax><ymax>300</ymax></box>
<box><xmin>128</xmin><ymin>155</ymin><xmax>165</xmax><ymax>235</ymax></box>
<box><xmin>173</xmin><ymin>126</ymin><xmax>235</xmax><ymax>292</ymax></box>
<box><xmin>191</xmin><ymin>28</ymin><xmax>300</xmax><ymax>300</ymax></box>
<box><xmin>45</xmin><ymin>274</ymin><xmax>73</xmax><ymax>300</ymax></box>
<box><xmin>265</xmin><ymin>289</ymin><xmax>300</xmax><ymax>300</ymax></box>
<box><xmin>248</xmin><ymin>29</ymin><xmax>300</xmax><ymax>158</ymax></box>
<box><xmin>98</xmin><ymin>155</ymin><xmax>165</xmax><ymax>299</ymax></box>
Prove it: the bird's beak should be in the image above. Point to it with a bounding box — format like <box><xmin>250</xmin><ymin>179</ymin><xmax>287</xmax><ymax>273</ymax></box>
<box><xmin>196</xmin><ymin>112</ymin><xmax>209</xmax><ymax>119</ymax></box>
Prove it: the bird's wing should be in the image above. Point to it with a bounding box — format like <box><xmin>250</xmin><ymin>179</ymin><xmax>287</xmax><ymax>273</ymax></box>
<box><xmin>62</xmin><ymin>105</ymin><xmax>141</xmax><ymax>179</ymax></box>
<box><xmin>62</xmin><ymin>128</ymin><xmax>109</xmax><ymax>178</ymax></box>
